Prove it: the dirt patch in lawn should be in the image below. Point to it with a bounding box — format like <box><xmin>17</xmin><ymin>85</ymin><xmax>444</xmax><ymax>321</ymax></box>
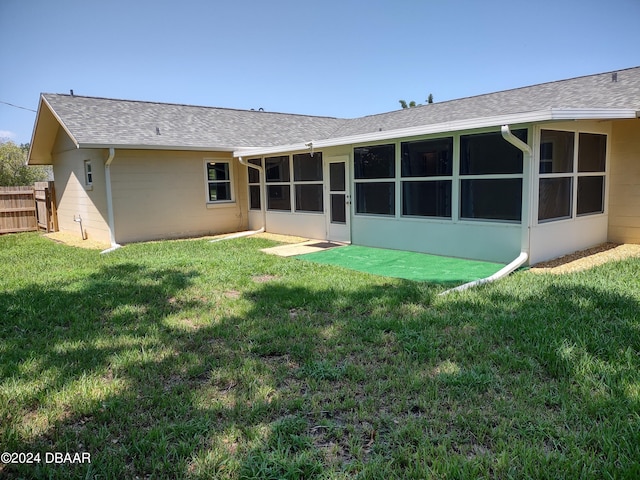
<box><xmin>252</xmin><ymin>274</ymin><xmax>279</xmax><ymax>283</ymax></box>
<box><xmin>44</xmin><ymin>231</ymin><xmax>111</xmax><ymax>250</ymax></box>
<box><xmin>530</xmin><ymin>243</ymin><xmax>640</xmax><ymax>274</ymax></box>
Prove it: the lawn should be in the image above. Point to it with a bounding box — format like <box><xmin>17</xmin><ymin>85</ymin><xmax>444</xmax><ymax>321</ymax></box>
<box><xmin>1</xmin><ymin>233</ymin><xmax>639</xmax><ymax>479</ymax></box>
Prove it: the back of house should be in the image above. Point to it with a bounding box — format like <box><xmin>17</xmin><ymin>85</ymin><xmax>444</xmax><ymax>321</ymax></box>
<box><xmin>28</xmin><ymin>66</ymin><xmax>640</xmax><ymax>264</ymax></box>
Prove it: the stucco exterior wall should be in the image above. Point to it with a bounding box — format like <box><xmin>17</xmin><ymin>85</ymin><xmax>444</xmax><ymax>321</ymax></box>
<box><xmin>608</xmin><ymin>119</ymin><xmax>640</xmax><ymax>243</ymax></box>
<box><xmin>51</xmin><ymin>130</ymin><xmax>111</xmax><ymax>243</ymax></box>
<box><xmin>110</xmin><ymin>150</ymin><xmax>248</xmax><ymax>243</ymax></box>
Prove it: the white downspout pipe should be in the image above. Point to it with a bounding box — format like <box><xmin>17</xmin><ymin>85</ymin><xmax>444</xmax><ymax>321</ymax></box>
<box><xmin>500</xmin><ymin>125</ymin><xmax>532</xmax><ymax>156</ymax></box>
<box><xmin>439</xmin><ymin>251</ymin><xmax>529</xmax><ymax>295</ymax></box>
<box><xmin>101</xmin><ymin>147</ymin><xmax>122</xmax><ymax>254</ymax></box>
<box><xmin>440</xmin><ymin>125</ymin><xmax>532</xmax><ymax>295</ymax></box>
<box><xmin>237</xmin><ymin>156</ymin><xmax>266</xmax><ymax>234</ymax></box>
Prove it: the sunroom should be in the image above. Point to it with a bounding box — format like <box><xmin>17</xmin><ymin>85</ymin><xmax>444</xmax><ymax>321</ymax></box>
<box><xmin>240</xmin><ymin>119</ymin><xmax>612</xmax><ymax>266</ymax></box>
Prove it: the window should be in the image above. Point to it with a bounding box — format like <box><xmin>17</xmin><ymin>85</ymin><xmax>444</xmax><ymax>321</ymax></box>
<box><xmin>461</xmin><ymin>178</ymin><xmax>522</xmax><ymax>221</ymax></box>
<box><xmin>578</xmin><ymin>133</ymin><xmax>607</xmax><ymax>172</ymax></box>
<box><xmin>354</xmin><ymin>144</ymin><xmax>395</xmax><ymax>178</ymax></box>
<box><xmin>354</xmin><ymin>145</ymin><xmax>395</xmax><ymax>216</ymax></box>
<box><xmin>84</xmin><ymin>160</ymin><xmax>93</xmax><ymax>187</ymax></box>
<box><xmin>205</xmin><ymin>160</ymin><xmax>233</xmax><ymax>202</ymax></box>
<box><xmin>577</xmin><ymin>176</ymin><xmax>604</xmax><ymax>215</ymax></box>
<box><xmin>262</xmin><ymin>153</ymin><xmax>325</xmax><ymax>213</ymax></box>
<box><xmin>460</xmin><ymin>130</ymin><xmax>526</xmax><ymax>222</ymax></box>
<box><xmin>293</xmin><ymin>153</ymin><xmax>323</xmax><ymax>213</ymax></box>
<box><xmin>356</xmin><ymin>182</ymin><xmax>395</xmax><ymax>215</ymax></box>
<box><xmin>537</xmin><ymin>130</ymin><xmax>606</xmax><ymax>222</ymax></box>
<box><xmin>265</xmin><ymin>156</ymin><xmax>289</xmax><ymax>182</ymax></box>
<box><xmin>539</xmin><ymin>130</ymin><xmax>574</xmax><ymax>174</ymax></box>
<box><xmin>402</xmin><ymin>181</ymin><xmax>451</xmax><ymax>217</ymax></box>
<box><xmin>460</xmin><ymin>130</ymin><xmax>525</xmax><ymax>175</ymax></box>
<box><xmin>538</xmin><ymin>130</ymin><xmax>574</xmax><ymax>221</ymax></box>
<box><xmin>577</xmin><ymin>133</ymin><xmax>606</xmax><ymax>216</ymax></box>
<box><xmin>265</xmin><ymin>156</ymin><xmax>291</xmax><ymax>211</ymax></box>
<box><xmin>247</xmin><ymin>158</ymin><xmax>261</xmax><ymax>210</ymax></box>
<box><xmin>401</xmin><ymin>138</ymin><xmax>453</xmax><ymax>177</ymax></box>
<box><xmin>401</xmin><ymin>138</ymin><xmax>453</xmax><ymax>218</ymax></box>
<box><xmin>267</xmin><ymin>185</ymin><xmax>291</xmax><ymax>211</ymax></box>
<box><xmin>539</xmin><ymin>177</ymin><xmax>572</xmax><ymax>221</ymax></box>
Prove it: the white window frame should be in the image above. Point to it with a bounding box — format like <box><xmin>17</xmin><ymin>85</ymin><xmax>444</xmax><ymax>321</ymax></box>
<box><xmin>458</xmin><ymin>129</ymin><xmax>527</xmax><ymax>224</ymax></box>
<box><xmin>400</xmin><ymin>137</ymin><xmax>454</xmax><ymax>219</ymax></box>
<box><xmin>293</xmin><ymin>152</ymin><xmax>324</xmax><ymax>214</ymax></box>
<box><xmin>265</xmin><ymin>155</ymin><xmax>292</xmax><ymax>212</ymax></box>
<box><xmin>247</xmin><ymin>158</ymin><xmax>262</xmax><ymax>211</ymax></box>
<box><xmin>204</xmin><ymin>158</ymin><xmax>234</xmax><ymax>204</ymax></box>
<box><xmin>83</xmin><ymin>160</ymin><xmax>93</xmax><ymax>189</ymax></box>
<box><xmin>535</xmin><ymin>128</ymin><xmax>608</xmax><ymax>225</ymax></box>
<box><xmin>353</xmin><ymin>143</ymin><xmax>397</xmax><ymax>217</ymax></box>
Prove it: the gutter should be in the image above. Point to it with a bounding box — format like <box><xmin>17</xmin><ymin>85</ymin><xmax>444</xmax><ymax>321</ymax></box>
<box><xmin>440</xmin><ymin>124</ymin><xmax>533</xmax><ymax>294</ymax></box>
<box><xmin>101</xmin><ymin>147</ymin><xmax>122</xmax><ymax>254</ymax></box>
<box><xmin>237</xmin><ymin>156</ymin><xmax>266</xmax><ymax>234</ymax></box>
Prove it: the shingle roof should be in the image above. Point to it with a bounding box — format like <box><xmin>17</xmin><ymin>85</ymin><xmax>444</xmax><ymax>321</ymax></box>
<box><xmin>337</xmin><ymin>66</ymin><xmax>640</xmax><ymax>137</ymax></box>
<box><xmin>42</xmin><ymin>94</ymin><xmax>348</xmax><ymax>149</ymax></box>
<box><xmin>40</xmin><ymin>66</ymin><xmax>640</xmax><ymax>151</ymax></box>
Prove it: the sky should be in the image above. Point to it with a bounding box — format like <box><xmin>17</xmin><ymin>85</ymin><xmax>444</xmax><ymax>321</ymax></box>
<box><xmin>1</xmin><ymin>0</ymin><xmax>639</xmax><ymax>145</ymax></box>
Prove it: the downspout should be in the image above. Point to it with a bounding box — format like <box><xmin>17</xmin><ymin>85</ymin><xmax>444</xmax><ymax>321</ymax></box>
<box><xmin>237</xmin><ymin>156</ymin><xmax>266</xmax><ymax>234</ymax></box>
<box><xmin>101</xmin><ymin>147</ymin><xmax>122</xmax><ymax>254</ymax></box>
<box><xmin>440</xmin><ymin>125</ymin><xmax>532</xmax><ymax>295</ymax></box>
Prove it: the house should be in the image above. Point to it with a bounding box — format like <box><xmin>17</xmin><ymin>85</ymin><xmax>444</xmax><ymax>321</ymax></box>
<box><xmin>28</xmin><ymin>66</ymin><xmax>640</xmax><ymax>264</ymax></box>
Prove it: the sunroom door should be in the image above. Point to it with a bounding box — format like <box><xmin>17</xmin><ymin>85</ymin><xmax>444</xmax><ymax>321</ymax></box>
<box><xmin>325</xmin><ymin>156</ymin><xmax>351</xmax><ymax>243</ymax></box>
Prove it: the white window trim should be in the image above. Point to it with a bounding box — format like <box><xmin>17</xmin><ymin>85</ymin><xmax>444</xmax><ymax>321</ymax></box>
<box><xmin>204</xmin><ymin>158</ymin><xmax>235</xmax><ymax>204</ymax></box>
<box><xmin>534</xmin><ymin>127</ymin><xmax>608</xmax><ymax>225</ymax></box>
<box><xmin>262</xmin><ymin>154</ymin><xmax>326</xmax><ymax>214</ymax></box>
<box><xmin>83</xmin><ymin>160</ymin><xmax>93</xmax><ymax>190</ymax></box>
<box><xmin>352</xmin><ymin>130</ymin><xmax>528</xmax><ymax>223</ymax></box>
<box><xmin>247</xmin><ymin>158</ymin><xmax>263</xmax><ymax>211</ymax></box>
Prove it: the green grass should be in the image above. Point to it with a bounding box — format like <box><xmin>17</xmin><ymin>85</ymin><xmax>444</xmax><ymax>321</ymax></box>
<box><xmin>1</xmin><ymin>232</ymin><xmax>639</xmax><ymax>479</ymax></box>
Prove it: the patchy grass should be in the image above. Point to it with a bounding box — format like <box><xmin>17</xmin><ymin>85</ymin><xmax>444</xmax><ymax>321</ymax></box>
<box><xmin>1</xmin><ymin>232</ymin><xmax>639</xmax><ymax>479</ymax></box>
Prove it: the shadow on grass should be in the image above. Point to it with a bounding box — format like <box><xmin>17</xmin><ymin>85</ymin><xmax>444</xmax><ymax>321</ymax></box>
<box><xmin>1</xmin><ymin>257</ymin><xmax>639</xmax><ymax>479</ymax></box>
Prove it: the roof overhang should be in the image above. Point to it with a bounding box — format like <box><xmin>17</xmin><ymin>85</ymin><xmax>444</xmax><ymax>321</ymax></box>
<box><xmin>233</xmin><ymin>108</ymin><xmax>638</xmax><ymax>158</ymax></box>
<box><xmin>28</xmin><ymin>96</ymin><xmax>80</xmax><ymax>165</ymax></box>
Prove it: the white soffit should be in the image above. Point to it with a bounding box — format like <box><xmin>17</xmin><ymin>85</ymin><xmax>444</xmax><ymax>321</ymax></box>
<box><xmin>233</xmin><ymin>108</ymin><xmax>638</xmax><ymax>158</ymax></box>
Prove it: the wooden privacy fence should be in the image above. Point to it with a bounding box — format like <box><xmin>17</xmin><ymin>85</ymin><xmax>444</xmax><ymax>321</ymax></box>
<box><xmin>0</xmin><ymin>182</ymin><xmax>57</xmax><ymax>235</ymax></box>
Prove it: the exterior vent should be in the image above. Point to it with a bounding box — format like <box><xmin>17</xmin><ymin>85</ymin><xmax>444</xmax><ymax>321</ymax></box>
<box><xmin>612</xmin><ymin>72</ymin><xmax>618</xmax><ymax>82</ymax></box>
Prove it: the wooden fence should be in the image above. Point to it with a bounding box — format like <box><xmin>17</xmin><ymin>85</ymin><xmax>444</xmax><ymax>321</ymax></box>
<box><xmin>35</xmin><ymin>181</ymin><xmax>58</xmax><ymax>232</ymax></box>
<box><xmin>0</xmin><ymin>182</ymin><xmax>57</xmax><ymax>235</ymax></box>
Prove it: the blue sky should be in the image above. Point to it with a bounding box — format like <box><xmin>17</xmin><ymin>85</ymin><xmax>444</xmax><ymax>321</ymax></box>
<box><xmin>1</xmin><ymin>0</ymin><xmax>639</xmax><ymax>145</ymax></box>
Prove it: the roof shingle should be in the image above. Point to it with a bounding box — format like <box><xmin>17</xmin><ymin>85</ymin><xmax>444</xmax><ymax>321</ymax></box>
<box><xmin>41</xmin><ymin>66</ymin><xmax>640</xmax><ymax>151</ymax></box>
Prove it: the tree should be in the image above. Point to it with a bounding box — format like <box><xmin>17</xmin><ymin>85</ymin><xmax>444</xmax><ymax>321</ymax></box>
<box><xmin>399</xmin><ymin>94</ymin><xmax>434</xmax><ymax>109</ymax></box>
<box><xmin>0</xmin><ymin>140</ymin><xmax>49</xmax><ymax>186</ymax></box>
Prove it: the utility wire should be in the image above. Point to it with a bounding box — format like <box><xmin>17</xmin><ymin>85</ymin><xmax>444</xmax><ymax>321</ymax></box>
<box><xmin>0</xmin><ymin>100</ymin><xmax>37</xmax><ymax>112</ymax></box>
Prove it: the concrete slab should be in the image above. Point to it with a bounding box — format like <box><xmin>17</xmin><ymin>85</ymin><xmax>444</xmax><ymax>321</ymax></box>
<box><xmin>261</xmin><ymin>240</ymin><xmax>346</xmax><ymax>257</ymax></box>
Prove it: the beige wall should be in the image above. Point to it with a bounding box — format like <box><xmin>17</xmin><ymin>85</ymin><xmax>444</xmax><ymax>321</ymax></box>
<box><xmin>608</xmin><ymin>119</ymin><xmax>640</xmax><ymax>243</ymax></box>
<box><xmin>51</xmin><ymin>130</ymin><xmax>111</xmax><ymax>243</ymax></box>
<box><xmin>110</xmin><ymin>150</ymin><xmax>248</xmax><ymax>243</ymax></box>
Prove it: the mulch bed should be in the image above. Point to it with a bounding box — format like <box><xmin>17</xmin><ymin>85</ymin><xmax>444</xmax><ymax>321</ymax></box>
<box><xmin>529</xmin><ymin>243</ymin><xmax>640</xmax><ymax>274</ymax></box>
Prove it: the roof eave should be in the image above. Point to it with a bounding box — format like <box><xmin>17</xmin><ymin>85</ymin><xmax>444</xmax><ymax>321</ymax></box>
<box><xmin>233</xmin><ymin>108</ymin><xmax>638</xmax><ymax>157</ymax></box>
<box><xmin>28</xmin><ymin>95</ymin><xmax>81</xmax><ymax>165</ymax></box>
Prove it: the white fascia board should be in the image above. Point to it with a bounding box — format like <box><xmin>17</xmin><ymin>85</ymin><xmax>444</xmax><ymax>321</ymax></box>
<box><xmin>233</xmin><ymin>108</ymin><xmax>638</xmax><ymax>157</ymax></box>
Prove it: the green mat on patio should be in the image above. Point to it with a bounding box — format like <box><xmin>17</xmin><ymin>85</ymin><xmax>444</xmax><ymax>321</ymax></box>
<box><xmin>297</xmin><ymin>245</ymin><xmax>505</xmax><ymax>283</ymax></box>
